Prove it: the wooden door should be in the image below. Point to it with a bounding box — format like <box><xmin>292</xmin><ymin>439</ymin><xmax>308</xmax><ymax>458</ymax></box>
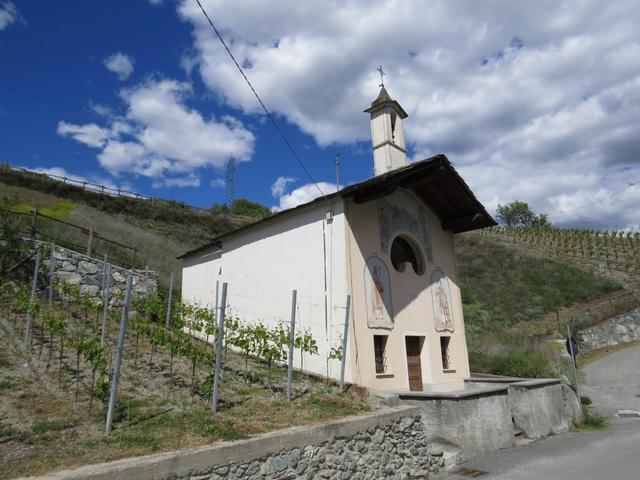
<box><xmin>405</xmin><ymin>336</ymin><xmax>423</xmax><ymax>392</ymax></box>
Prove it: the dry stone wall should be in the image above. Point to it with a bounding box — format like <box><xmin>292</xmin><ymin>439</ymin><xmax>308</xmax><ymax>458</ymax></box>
<box><xmin>579</xmin><ymin>307</ymin><xmax>640</xmax><ymax>349</ymax></box>
<box><xmin>31</xmin><ymin>407</ymin><xmax>442</xmax><ymax>480</ymax></box>
<box><xmin>178</xmin><ymin>416</ymin><xmax>439</xmax><ymax>480</ymax></box>
<box><xmin>34</xmin><ymin>241</ymin><xmax>157</xmax><ymax>300</ymax></box>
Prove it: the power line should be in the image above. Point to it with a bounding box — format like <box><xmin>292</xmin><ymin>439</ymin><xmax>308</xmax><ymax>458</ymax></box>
<box><xmin>193</xmin><ymin>0</ymin><xmax>325</xmax><ymax>197</ymax></box>
<box><xmin>559</xmin><ymin>180</ymin><xmax>639</xmax><ymax>214</ymax></box>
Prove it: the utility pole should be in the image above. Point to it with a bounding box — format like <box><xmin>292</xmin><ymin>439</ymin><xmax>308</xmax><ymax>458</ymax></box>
<box><xmin>225</xmin><ymin>156</ymin><xmax>236</xmax><ymax>211</ymax></box>
<box><xmin>334</xmin><ymin>154</ymin><xmax>341</xmax><ymax>193</ymax></box>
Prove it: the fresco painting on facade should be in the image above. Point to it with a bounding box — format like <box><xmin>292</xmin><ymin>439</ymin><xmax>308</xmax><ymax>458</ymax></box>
<box><xmin>378</xmin><ymin>191</ymin><xmax>433</xmax><ymax>262</ymax></box>
<box><xmin>364</xmin><ymin>256</ymin><xmax>393</xmax><ymax>329</ymax></box>
<box><xmin>431</xmin><ymin>269</ymin><xmax>455</xmax><ymax>333</ymax></box>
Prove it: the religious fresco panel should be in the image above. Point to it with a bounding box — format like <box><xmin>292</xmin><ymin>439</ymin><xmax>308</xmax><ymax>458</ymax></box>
<box><xmin>431</xmin><ymin>269</ymin><xmax>455</xmax><ymax>333</ymax></box>
<box><xmin>377</xmin><ymin>190</ymin><xmax>433</xmax><ymax>262</ymax></box>
<box><xmin>364</xmin><ymin>256</ymin><xmax>394</xmax><ymax>329</ymax></box>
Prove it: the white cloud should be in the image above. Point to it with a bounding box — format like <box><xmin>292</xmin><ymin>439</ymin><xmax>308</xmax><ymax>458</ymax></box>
<box><xmin>0</xmin><ymin>1</ymin><xmax>18</xmax><ymax>30</ymax></box>
<box><xmin>271</xmin><ymin>181</ymin><xmax>337</xmax><ymax>212</ymax></box>
<box><xmin>104</xmin><ymin>53</ymin><xmax>135</xmax><ymax>81</ymax></box>
<box><xmin>270</xmin><ymin>176</ymin><xmax>296</xmax><ymax>197</ymax></box>
<box><xmin>147</xmin><ymin>0</ymin><xmax>163</xmax><ymax>5</ymax></box>
<box><xmin>57</xmin><ymin>122</ymin><xmax>110</xmax><ymax>148</ymax></box>
<box><xmin>178</xmin><ymin>0</ymin><xmax>640</xmax><ymax>227</ymax></box>
<box><xmin>58</xmin><ymin>78</ymin><xmax>255</xmax><ymax>184</ymax></box>
<box><xmin>210</xmin><ymin>177</ymin><xmax>225</xmax><ymax>188</ymax></box>
<box><xmin>153</xmin><ymin>175</ymin><xmax>201</xmax><ymax>188</ymax></box>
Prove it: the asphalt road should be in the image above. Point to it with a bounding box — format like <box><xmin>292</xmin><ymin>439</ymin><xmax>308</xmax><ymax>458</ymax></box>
<box><xmin>437</xmin><ymin>345</ymin><xmax>640</xmax><ymax>480</ymax></box>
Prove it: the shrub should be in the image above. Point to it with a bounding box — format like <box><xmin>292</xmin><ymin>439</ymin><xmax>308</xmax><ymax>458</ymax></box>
<box><xmin>574</xmin><ymin>406</ymin><xmax>608</xmax><ymax>431</ymax></box>
<box><xmin>469</xmin><ymin>350</ymin><xmax>556</xmax><ymax>378</ymax></box>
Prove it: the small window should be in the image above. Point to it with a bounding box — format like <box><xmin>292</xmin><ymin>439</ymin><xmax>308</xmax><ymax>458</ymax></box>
<box><xmin>374</xmin><ymin>335</ymin><xmax>388</xmax><ymax>374</ymax></box>
<box><xmin>390</xmin><ymin>235</ymin><xmax>425</xmax><ymax>275</ymax></box>
<box><xmin>440</xmin><ymin>336</ymin><xmax>452</xmax><ymax>370</ymax></box>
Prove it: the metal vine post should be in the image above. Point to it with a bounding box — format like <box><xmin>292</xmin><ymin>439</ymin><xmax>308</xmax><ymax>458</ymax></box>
<box><xmin>211</xmin><ymin>282</ymin><xmax>227</xmax><ymax>413</ymax></box>
<box><xmin>23</xmin><ymin>249</ymin><xmax>42</xmax><ymax>348</ymax></box>
<box><xmin>105</xmin><ymin>275</ymin><xmax>133</xmax><ymax>434</ymax></box>
<box><xmin>286</xmin><ymin>289</ymin><xmax>297</xmax><ymax>400</ymax></box>
<box><xmin>339</xmin><ymin>295</ymin><xmax>351</xmax><ymax>393</ymax></box>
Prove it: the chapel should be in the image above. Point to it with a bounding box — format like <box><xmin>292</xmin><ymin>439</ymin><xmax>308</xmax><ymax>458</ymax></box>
<box><xmin>180</xmin><ymin>85</ymin><xmax>495</xmax><ymax>392</ymax></box>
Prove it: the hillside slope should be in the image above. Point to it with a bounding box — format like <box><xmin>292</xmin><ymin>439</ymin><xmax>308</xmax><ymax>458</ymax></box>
<box><xmin>1</xmin><ymin>174</ymin><xmax>633</xmax><ymax>377</ymax></box>
<box><xmin>0</xmin><ymin>178</ymin><xmax>251</xmax><ymax>287</ymax></box>
<box><xmin>455</xmin><ymin>232</ymin><xmax>636</xmax><ymax>377</ymax></box>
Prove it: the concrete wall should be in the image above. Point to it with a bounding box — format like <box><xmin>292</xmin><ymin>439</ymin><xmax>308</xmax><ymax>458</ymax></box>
<box><xmin>345</xmin><ymin>189</ymin><xmax>470</xmax><ymax>392</ymax></box>
<box><xmin>181</xmin><ymin>198</ymin><xmax>350</xmax><ymax>381</ymax></box>
<box><xmin>26</xmin><ymin>407</ymin><xmax>441</xmax><ymax>480</ymax></box>
<box><xmin>34</xmin><ymin>241</ymin><xmax>157</xmax><ymax>301</ymax></box>
<box><xmin>508</xmin><ymin>380</ymin><xmax>571</xmax><ymax>439</ymax></box>
<box><xmin>398</xmin><ymin>385</ymin><xmax>514</xmax><ymax>458</ymax></box>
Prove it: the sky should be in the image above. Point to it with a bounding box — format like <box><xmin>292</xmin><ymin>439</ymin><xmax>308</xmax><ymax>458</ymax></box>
<box><xmin>1</xmin><ymin>1</ymin><xmax>640</xmax><ymax>228</ymax></box>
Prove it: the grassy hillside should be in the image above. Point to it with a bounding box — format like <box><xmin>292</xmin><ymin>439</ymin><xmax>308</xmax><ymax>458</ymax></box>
<box><xmin>456</xmin><ymin>233</ymin><xmax>636</xmax><ymax>378</ymax></box>
<box><xmin>0</xmin><ymin>175</ymin><xmax>251</xmax><ymax>289</ymax></box>
<box><xmin>2</xmin><ymin>169</ymin><xmax>635</xmax><ymax>378</ymax></box>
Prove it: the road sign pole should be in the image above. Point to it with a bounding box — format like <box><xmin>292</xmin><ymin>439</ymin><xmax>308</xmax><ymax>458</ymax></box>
<box><xmin>566</xmin><ymin>324</ymin><xmax>583</xmax><ymax>417</ymax></box>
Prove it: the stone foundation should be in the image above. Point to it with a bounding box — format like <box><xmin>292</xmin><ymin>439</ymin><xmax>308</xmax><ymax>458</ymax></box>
<box><xmin>181</xmin><ymin>415</ymin><xmax>438</xmax><ymax>480</ymax></box>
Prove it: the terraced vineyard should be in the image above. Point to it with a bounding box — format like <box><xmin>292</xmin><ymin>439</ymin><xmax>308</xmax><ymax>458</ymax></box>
<box><xmin>481</xmin><ymin>226</ymin><xmax>640</xmax><ymax>289</ymax></box>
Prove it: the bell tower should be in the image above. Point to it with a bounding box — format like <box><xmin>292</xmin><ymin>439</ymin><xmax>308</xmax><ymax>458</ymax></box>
<box><xmin>364</xmin><ymin>73</ymin><xmax>408</xmax><ymax>176</ymax></box>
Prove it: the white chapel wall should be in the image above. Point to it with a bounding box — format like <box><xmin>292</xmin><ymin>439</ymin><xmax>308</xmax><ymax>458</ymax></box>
<box><xmin>181</xmin><ymin>199</ymin><xmax>350</xmax><ymax>381</ymax></box>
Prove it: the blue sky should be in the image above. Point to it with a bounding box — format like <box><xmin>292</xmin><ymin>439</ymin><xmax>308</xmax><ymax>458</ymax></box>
<box><xmin>0</xmin><ymin>0</ymin><xmax>372</xmax><ymax>210</ymax></box>
<box><xmin>2</xmin><ymin>1</ymin><xmax>640</xmax><ymax>226</ymax></box>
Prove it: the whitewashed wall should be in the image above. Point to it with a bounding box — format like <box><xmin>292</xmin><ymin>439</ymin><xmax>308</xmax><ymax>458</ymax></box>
<box><xmin>181</xmin><ymin>198</ymin><xmax>351</xmax><ymax>381</ymax></box>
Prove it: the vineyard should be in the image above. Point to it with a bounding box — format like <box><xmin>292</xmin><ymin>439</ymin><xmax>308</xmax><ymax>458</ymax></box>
<box><xmin>0</xmin><ymin>245</ymin><xmax>369</xmax><ymax>479</ymax></box>
<box><xmin>482</xmin><ymin>226</ymin><xmax>640</xmax><ymax>289</ymax></box>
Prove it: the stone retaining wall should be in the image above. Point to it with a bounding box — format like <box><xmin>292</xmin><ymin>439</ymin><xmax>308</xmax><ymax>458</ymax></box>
<box><xmin>33</xmin><ymin>241</ymin><xmax>157</xmax><ymax>300</ymax></box>
<box><xmin>578</xmin><ymin>308</ymin><xmax>640</xmax><ymax>349</ymax></box>
<box><xmin>26</xmin><ymin>407</ymin><xmax>440</xmax><ymax>480</ymax></box>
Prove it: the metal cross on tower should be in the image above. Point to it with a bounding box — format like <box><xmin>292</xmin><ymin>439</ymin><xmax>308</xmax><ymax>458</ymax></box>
<box><xmin>377</xmin><ymin>65</ymin><xmax>385</xmax><ymax>87</ymax></box>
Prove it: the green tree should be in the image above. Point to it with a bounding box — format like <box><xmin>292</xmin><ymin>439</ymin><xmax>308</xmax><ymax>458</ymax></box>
<box><xmin>231</xmin><ymin>199</ymin><xmax>272</xmax><ymax>219</ymax></box>
<box><xmin>496</xmin><ymin>200</ymin><xmax>550</xmax><ymax>228</ymax></box>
